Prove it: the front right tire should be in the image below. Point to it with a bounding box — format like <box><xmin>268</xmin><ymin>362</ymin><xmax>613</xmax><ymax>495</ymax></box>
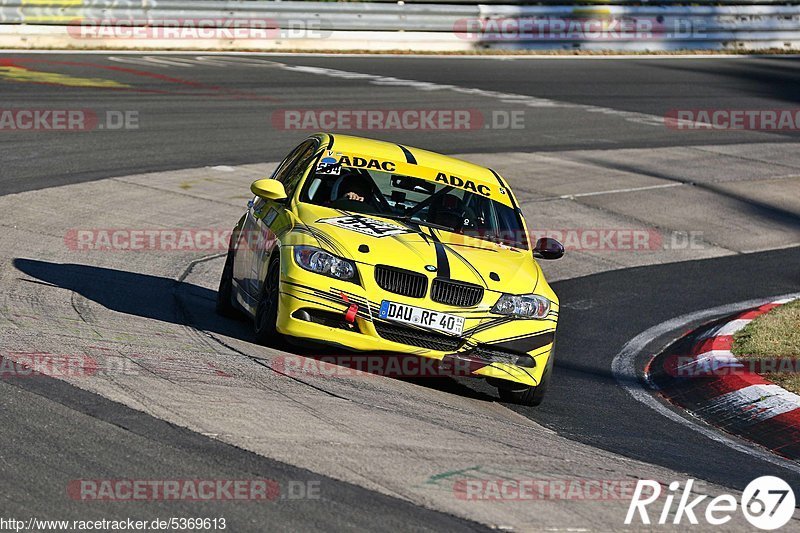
<box><xmin>497</xmin><ymin>345</ymin><xmax>554</xmax><ymax>407</ymax></box>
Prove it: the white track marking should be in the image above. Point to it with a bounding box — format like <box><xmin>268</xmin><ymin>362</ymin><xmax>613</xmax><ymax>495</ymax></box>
<box><xmin>694</xmin><ymin>349</ymin><xmax>736</xmax><ymax>359</ymax></box>
<box><xmin>697</xmin><ymin>318</ymin><xmax>752</xmax><ymax>340</ymax></box>
<box><xmin>108</xmin><ymin>55</ymin><xmax>197</xmax><ymax>67</ymax></box>
<box><xmin>94</xmin><ymin>54</ymin><xmax>788</xmax><ymax>130</ymax></box>
<box><xmin>193</xmin><ymin>56</ymin><xmax>283</xmax><ymax>67</ymax></box>
<box><xmin>520</xmin><ymin>182</ymin><xmax>685</xmax><ymax>204</ymax></box>
<box><xmin>556</xmin><ymin>183</ymin><xmax>683</xmax><ymax>199</ymax></box>
<box><xmin>698</xmin><ymin>384</ymin><xmax>800</xmax><ymax>426</ymax></box>
<box><xmin>280</xmin><ymin>64</ymin><xmax>668</xmax><ymax>127</ymax></box>
<box><xmin>611</xmin><ymin>292</ymin><xmax>800</xmax><ymax>474</ymax></box>
<box><xmin>107</xmin><ymin>55</ymin><xmax>282</xmax><ymax>68</ymax></box>
<box><xmin>675</xmin><ymin>353</ymin><xmax>741</xmax><ymax>377</ymax></box>
<box><xmin>7</xmin><ymin>50</ymin><xmax>800</xmax><ymax>59</ymax></box>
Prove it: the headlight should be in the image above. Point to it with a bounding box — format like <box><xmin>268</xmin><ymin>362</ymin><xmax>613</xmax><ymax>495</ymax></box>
<box><xmin>293</xmin><ymin>246</ymin><xmax>356</xmax><ymax>280</ymax></box>
<box><xmin>492</xmin><ymin>294</ymin><xmax>550</xmax><ymax>318</ymax></box>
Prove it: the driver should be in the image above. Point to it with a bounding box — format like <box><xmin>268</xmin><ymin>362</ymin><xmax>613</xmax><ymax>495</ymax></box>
<box><xmin>329</xmin><ymin>172</ymin><xmax>378</xmax><ymax>209</ymax></box>
<box><xmin>338</xmin><ymin>179</ymin><xmax>369</xmax><ymax>203</ymax></box>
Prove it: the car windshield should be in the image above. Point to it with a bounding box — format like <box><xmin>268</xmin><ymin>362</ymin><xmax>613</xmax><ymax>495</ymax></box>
<box><xmin>300</xmin><ymin>163</ymin><xmax>528</xmax><ymax>249</ymax></box>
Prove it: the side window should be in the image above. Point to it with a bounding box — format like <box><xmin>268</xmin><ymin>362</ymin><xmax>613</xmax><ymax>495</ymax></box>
<box><xmin>281</xmin><ymin>142</ymin><xmax>319</xmax><ymax>199</ymax></box>
<box><xmin>253</xmin><ymin>141</ymin><xmax>312</xmax><ymax>212</ymax></box>
<box><xmin>273</xmin><ymin>140</ymin><xmax>317</xmax><ymax>188</ymax></box>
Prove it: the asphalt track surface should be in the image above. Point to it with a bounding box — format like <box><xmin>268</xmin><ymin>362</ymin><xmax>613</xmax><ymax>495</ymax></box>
<box><xmin>1</xmin><ymin>54</ymin><xmax>800</xmax><ymax>194</ymax></box>
<box><xmin>1</xmin><ymin>53</ymin><xmax>800</xmax><ymax>529</ymax></box>
<box><xmin>501</xmin><ymin>246</ymin><xmax>800</xmax><ymax>489</ymax></box>
<box><xmin>0</xmin><ymin>371</ymin><xmax>486</xmax><ymax>531</ymax></box>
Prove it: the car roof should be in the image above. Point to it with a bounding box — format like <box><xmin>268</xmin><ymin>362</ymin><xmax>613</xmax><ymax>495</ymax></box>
<box><xmin>318</xmin><ymin>133</ymin><xmax>504</xmax><ymax>189</ymax></box>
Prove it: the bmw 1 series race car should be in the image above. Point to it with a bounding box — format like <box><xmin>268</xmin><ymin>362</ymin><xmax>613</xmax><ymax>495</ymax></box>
<box><xmin>217</xmin><ymin>133</ymin><xmax>564</xmax><ymax>406</ymax></box>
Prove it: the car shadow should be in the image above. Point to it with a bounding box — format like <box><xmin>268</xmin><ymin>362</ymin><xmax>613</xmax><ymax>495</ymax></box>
<box><xmin>13</xmin><ymin>258</ymin><xmax>495</xmax><ymax>402</ymax></box>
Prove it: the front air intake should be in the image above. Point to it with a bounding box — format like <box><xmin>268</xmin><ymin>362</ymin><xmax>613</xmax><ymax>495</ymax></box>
<box><xmin>431</xmin><ymin>278</ymin><xmax>484</xmax><ymax>307</ymax></box>
<box><xmin>374</xmin><ymin>265</ymin><xmax>427</xmax><ymax>298</ymax></box>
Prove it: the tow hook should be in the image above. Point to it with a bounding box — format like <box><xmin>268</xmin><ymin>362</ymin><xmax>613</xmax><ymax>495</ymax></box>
<box><xmin>345</xmin><ymin>304</ymin><xmax>358</xmax><ymax>323</ymax></box>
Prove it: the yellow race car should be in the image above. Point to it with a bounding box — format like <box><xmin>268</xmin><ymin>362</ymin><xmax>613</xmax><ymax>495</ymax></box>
<box><xmin>217</xmin><ymin>133</ymin><xmax>563</xmax><ymax>406</ymax></box>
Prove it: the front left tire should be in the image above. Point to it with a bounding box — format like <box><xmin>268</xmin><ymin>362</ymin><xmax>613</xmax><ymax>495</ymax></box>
<box><xmin>216</xmin><ymin>244</ymin><xmax>239</xmax><ymax>318</ymax></box>
<box><xmin>254</xmin><ymin>256</ymin><xmax>282</xmax><ymax>345</ymax></box>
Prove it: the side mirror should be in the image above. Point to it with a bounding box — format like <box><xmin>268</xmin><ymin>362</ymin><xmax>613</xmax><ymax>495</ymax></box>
<box><xmin>251</xmin><ymin>179</ymin><xmax>287</xmax><ymax>202</ymax></box>
<box><xmin>533</xmin><ymin>237</ymin><xmax>564</xmax><ymax>260</ymax></box>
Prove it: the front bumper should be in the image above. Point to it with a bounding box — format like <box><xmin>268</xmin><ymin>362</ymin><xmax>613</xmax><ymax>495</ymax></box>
<box><xmin>275</xmin><ymin>250</ymin><xmax>558</xmax><ymax>387</ymax></box>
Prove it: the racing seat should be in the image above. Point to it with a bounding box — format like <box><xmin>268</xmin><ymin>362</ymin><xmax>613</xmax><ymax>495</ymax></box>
<box><xmin>428</xmin><ymin>193</ymin><xmax>475</xmax><ymax>230</ymax></box>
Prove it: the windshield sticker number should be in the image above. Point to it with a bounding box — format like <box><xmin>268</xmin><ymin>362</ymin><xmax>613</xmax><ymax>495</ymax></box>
<box><xmin>319</xmin><ymin>215</ymin><xmax>411</xmax><ymax>238</ymax></box>
<box><xmin>316</xmin><ymin>156</ymin><xmax>341</xmax><ymax>175</ymax></box>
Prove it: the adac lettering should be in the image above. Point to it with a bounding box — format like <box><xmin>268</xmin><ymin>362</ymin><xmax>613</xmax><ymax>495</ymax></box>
<box><xmin>435</xmin><ymin>172</ymin><xmax>491</xmax><ymax>197</ymax></box>
<box><xmin>339</xmin><ymin>155</ymin><xmax>396</xmax><ymax>172</ymax></box>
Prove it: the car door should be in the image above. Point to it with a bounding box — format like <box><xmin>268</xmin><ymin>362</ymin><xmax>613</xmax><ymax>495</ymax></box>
<box><xmin>238</xmin><ymin>139</ymin><xmax>320</xmax><ymax>302</ymax></box>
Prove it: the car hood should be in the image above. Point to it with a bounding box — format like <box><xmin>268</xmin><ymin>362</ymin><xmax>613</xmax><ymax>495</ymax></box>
<box><xmin>290</xmin><ymin>203</ymin><xmax>540</xmax><ymax>294</ymax></box>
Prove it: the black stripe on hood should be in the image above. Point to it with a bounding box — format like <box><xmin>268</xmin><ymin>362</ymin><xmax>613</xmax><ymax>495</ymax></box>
<box><xmin>440</xmin><ymin>243</ymin><xmax>487</xmax><ymax>286</ymax></box>
<box><xmin>428</xmin><ymin>229</ymin><xmax>451</xmax><ymax>279</ymax></box>
<box><xmin>397</xmin><ymin>144</ymin><xmax>417</xmax><ymax>165</ymax></box>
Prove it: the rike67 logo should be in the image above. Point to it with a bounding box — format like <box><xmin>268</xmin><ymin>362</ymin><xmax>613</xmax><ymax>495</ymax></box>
<box><xmin>625</xmin><ymin>477</ymin><xmax>796</xmax><ymax>530</ymax></box>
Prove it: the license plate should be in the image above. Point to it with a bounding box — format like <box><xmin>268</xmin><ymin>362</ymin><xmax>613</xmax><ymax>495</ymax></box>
<box><xmin>379</xmin><ymin>300</ymin><xmax>464</xmax><ymax>336</ymax></box>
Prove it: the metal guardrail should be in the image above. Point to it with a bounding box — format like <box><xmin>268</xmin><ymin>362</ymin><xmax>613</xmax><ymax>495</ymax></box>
<box><xmin>332</xmin><ymin>0</ymin><xmax>800</xmax><ymax>3</ymax></box>
<box><xmin>1</xmin><ymin>0</ymin><xmax>799</xmax><ymax>50</ymax></box>
<box><xmin>0</xmin><ymin>1</ymin><xmax>473</xmax><ymax>32</ymax></box>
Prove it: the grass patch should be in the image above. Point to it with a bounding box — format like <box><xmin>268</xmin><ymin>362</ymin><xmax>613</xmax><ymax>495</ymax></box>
<box><xmin>733</xmin><ymin>299</ymin><xmax>800</xmax><ymax>394</ymax></box>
